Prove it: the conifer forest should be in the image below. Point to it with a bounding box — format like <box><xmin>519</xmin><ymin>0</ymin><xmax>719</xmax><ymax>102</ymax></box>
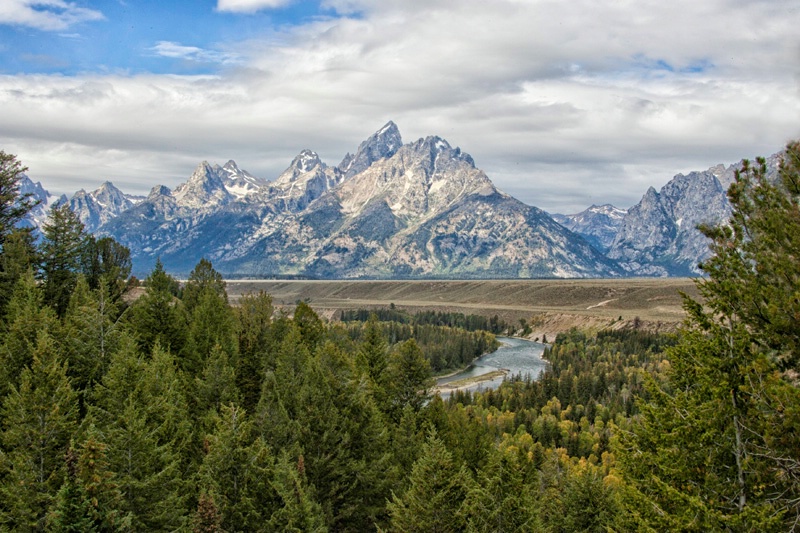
<box><xmin>0</xmin><ymin>143</ymin><xmax>800</xmax><ymax>532</ymax></box>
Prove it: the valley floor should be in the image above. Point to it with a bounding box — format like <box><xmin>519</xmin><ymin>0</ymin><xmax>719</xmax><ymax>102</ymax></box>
<box><xmin>225</xmin><ymin>277</ymin><xmax>699</xmax><ymax>340</ymax></box>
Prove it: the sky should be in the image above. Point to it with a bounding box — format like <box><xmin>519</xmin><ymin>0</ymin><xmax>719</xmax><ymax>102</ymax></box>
<box><xmin>1</xmin><ymin>0</ymin><xmax>799</xmax><ymax>214</ymax></box>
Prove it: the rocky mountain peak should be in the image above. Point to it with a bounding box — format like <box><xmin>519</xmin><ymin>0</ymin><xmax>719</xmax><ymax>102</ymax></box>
<box><xmin>338</xmin><ymin>121</ymin><xmax>403</xmax><ymax>178</ymax></box>
<box><xmin>67</xmin><ymin>180</ymin><xmax>138</xmax><ymax>232</ymax></box>
<box><xmin>293</xmin><ymin>150</ymin><xmax>322</xmax><ymax>173</ymax></box>
<box><xmin>552</xmin><ymin>203</ymin><xmax>628</xmax><ymax>252</ymax></box>
<box><xmin>18</xmin><ymin>175</ymin><xmax>51</xmax><ymax>205</ymax></box>
<box><xmin>219</xmin><ymin>159</ymin><xmax>267</xmax><ymax>198</ymax></box>
<box><xmin>336</xmin><ymin>130</ymin><xmax>496</xmax><ymax>224</ymax></box>
<box><xmin>173</xmin><ymin>161</ymin><xmax>233</xmax><ymax>209</ymax></box>
<box><xmin>148</xmin><ymin>185</ymin><xmax>172</xmax><ymax>199</ymax></box>
<box><xmin>275</xmin><ymin>150</ymin><xmax>326</xmax><ymax>185</ymax></box>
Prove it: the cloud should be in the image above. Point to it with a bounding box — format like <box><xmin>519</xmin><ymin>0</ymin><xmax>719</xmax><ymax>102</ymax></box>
<box><xmin>0</xmin><ymin>0</ymin><xmax>103</xmax><ymax>31</ymax></box>
<box><xmin>2</xmin><ymin>0</ymin><xmax>799</xmax><ymax>213</ymax></box>
<box><xmin>216</xmin><ymin>0</ymin><xmax>295</xmax><ymax>13</ymax></box>
<box><xmin>151</xmin><ymin>41</ymin><xmax>241</xmax><ymax>65</ymax></box>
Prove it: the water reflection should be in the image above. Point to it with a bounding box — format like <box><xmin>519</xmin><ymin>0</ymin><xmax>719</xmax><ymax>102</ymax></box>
<box><xmin>435</xmin><ymin>336</ymin><xmax>548</xmax><ymax>398</ymax></box>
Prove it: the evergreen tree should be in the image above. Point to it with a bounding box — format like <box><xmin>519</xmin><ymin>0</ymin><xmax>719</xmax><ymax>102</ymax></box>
<box><xmin>0</xmin><ymin>332</ymin><xmax>79</xmax><ymax>530</ymax></box>
<box><xmin>182</xmin><ymin>258</ymin><xmax>227</xmax><ymax>313</ymax></box>
<box><xmin>48</xmin><ymin>447</ymin><xmax>98</xmax><ymax>533</ymax></box>
<box><xmin>463</xmin><ymin>449</ymin><xmax>539</xmax><ymax>532</ymax></box>
<box><xmin>301</xmin><ymin>341</ymin><xmax>393</xmax><ymax>531</ymax></box>
<box><xmin>293</xmin><ymin>301</ymin><xmax>324</xmax><ymax>351</ymax></box>
<box><xmin>198</xmin><ymin>403</ymin><xmax>275</xmax><ymax>532</ymax></box>
<box><xmin>40</xmin><ymin>203</ymin><xmax>87</xmax><ymax>317</ymax></box>
<box><xmin>182</xmin><ymin>284</ymin><xmax>237</xmax><ymax>377</ymax></box>
<box><xmin>254</xmin><ymin>331</ymin><xmax>393</xmax><ymax>531</ymax></box>
<box><xmin>62</xmin><ymin>277</ymin><xmax>122</xmax><ymax>396</ymax></box>
<box><xmin>268</xmin><ymin>452</ymin><xmax>327</xmax><ymax>533</ymax></box>
<box><xmin>194</xmin><ymin>344</ymin><xmax>241</xmax><ymax>431</ymax></box>
<box><xmin>235</xmin><ymin>290</ymin><xmax>273</xmax><ymax>411</ymax></box>
<box><xmin>81</xmin><ymin>236</ymin><xmax>131</xmax><ymax>300</ymax></box>
<box><xmin>126</xmin><ymin>260</ymin><xmax>187</xmax><ymax>354</ymax></box>
<box><xmin>356</xmin><ymin>314</ymin><xmax>390</xmax><ymax>408</ymax></box>
<box><xmin>618</xmin><ymin>142</ymin><xmax>800</xmax><ymax>530</ymax></box>
<box><xmin>0</xmin><ymin>151</ymin><xmax>37</xmax><ymax>246</ymax></box>
<box><xmin>385</xmin><ymin>339</ymin><xmax>434</xmax><ymax>420</ymax></box>
<box><xmin>387</xmin><ymin>431</ymin><xmax>473</xmax><ymax>532</ymax></box>
<box><xmin>75</xmin><ymin>425</ymin><xmax>126</xmax><ymax>532</ymax></box>
<box><xmin>0</xmin><ymin>227</ymin><xmax>38</xmax><ymax>315</ymax></box>
<box><xmin>190</xmin><ymin>492</ymin><xmax>223</xmax><ymax>533</ymax></box>
<box><xmin>90</xmin><ymin>339</ymin><xmax>189</xmax><ymax>531</ymax></box>
<box><xmin>0</xmin><ymin>269</ymin><xmax>60</xmax><ymax>397</ymax></box>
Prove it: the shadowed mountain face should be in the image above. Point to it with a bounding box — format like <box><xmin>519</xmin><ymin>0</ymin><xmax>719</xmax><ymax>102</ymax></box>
<box><xmin>26</xmin><ymin>122</ymin><xmax>785</xmax><ymax>279</ymax></box>
<box><xmin>552</xmin><ymin>204</ymin><xmax>627</xmax><ymax>253</ymax></box>
<box><xmin>92</xmin><ymin>122</ymin><xmax>620</xmax><ymax>278</ymax></box>
<box><xmin>604</xmin><ymin>153</ymin><xmax>782</xmax><ymax>276</ymax></box>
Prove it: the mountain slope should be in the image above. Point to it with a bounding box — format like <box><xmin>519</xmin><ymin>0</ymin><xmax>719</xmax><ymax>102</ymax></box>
<box><xmin>69</xmin><ymin>181</ymin><xmax>143</xmax><ymax>233</ymax></box>
<box><xmin>607</xmin><ymin>153</ymin><xmax>783</xmax><ymax>276</ymax></box>
<box><xmin>98</xmin><ymin>123</ymin><xmax>619</xmax><ymax>278</ymax></box>
<box><xmin>552</xmin><ymin>204</ymin><xmax>627</xmax><ymax>253</ymax></box>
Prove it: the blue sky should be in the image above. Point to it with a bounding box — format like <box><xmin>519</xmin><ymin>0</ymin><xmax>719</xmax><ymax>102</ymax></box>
<box><xmin>0</xmin><ymin>1</ymin><xmax>329</xmax><ymax>75</ymax></box>
<box><xmin>1</xmin><ymin>0</ymin><xmax>799</xmax><ymax>212</ymax></box>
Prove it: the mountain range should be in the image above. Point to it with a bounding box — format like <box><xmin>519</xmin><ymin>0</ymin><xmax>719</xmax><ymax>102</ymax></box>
<box><xmin>17</xmin><ymin>122</ymin><xmax>784</xmax><ymax>278</ymax></box>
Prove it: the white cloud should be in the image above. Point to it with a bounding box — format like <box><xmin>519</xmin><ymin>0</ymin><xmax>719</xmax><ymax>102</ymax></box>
<box><xmin>216</xmin><ymin>0</ymin><xmax>294</xmax><ymax>13</ymax></box>
<box><xmin>0</xmin><ymin>0</ymin><xmax>103</xmax><ymax>31</ymax></box>
<box><xmin>2</xmin><ymin>0</ymin><xmax>799</xmax><ymax>213</ymax></box>
<box><xmin>151</xmin><ymin>41</ymin><xmax>240</xmax><ymax>65</ymax></box>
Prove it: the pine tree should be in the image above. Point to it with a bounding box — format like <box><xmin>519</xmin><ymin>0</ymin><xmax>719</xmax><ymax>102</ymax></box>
<box><xmin>268</xmin><ymin>452</ymin><xmax>327</xmax><ymax>533</ymax></box>
<box><xmin>463</xmin><ymin>448</ymin><xmax>539</xmax><ymax>532</ymax></box>
<box><xmin>235</xmin><ymin>290</ymin><xmax>273</xmax><ymax>411</ymax></box>
<box><xmin>385</xmin><ymin>339</ymin><xmax>434</xmax><ymax>420</ymax></box>
<box><xmin>356</xmin><ymin>314</ymin><xmax>390</xmax><ymax>409</ymax></box>
<box><xmin>62</xmin><ymin>277</ymin><xmax>122</xmax><ymax>396</ymax></box>
<box><xmin>89</xmin><ymin>339</ymin><xmax>189</xmax><ymax>531</ymax></box>
<box><xmin>190</xmin><ymin>492</ymin><xmax>223</xmax><ymax>533</ymax></box>
<box><xmin>0</xmin><ymin>227</ymin><xmax>38</xmax><ymax>315</ymax></box>
<box><xmin>80</xmin><ymin>236</ymin><xmax>131</xmax><ymax>299</ymax></box>
<box><xmin>293</xmin><ymin>301</ymin><xmax>324</xmax><ymax>350</ymax></box>
<box><xmin>387</xmin><ymin>431</ymin><xmax>473</xmax><ymax>532</ymax></box>
<box><xmin>126</xmin><ymin>260</ymin><xmax>187</xmax><ymax>354</ymax></box>
<box><xmin>194</xmin><ymin>344</ymin><xmax>241</xmax><ymax>430</ymax></box>
<box><xmin>48</xmin><ymin>447</ymin><xmax>98</xmax><ymax>533</ymax></box>
<box><xmin>198</xmin><ymin>403</ymin><xmax>275</xmax><ymax>532</ymax></box>
<box><xmin>618</xmin><ymin>142</ymin><xmax>800</xmax><ymax>530</ymax></box>
<box><xmin>182</xmin><ymin>258</ymin><xmax>227</xmax><ymax>313</ymax></box>
<box><xmin>0</xmin><ymin>331</ymin><xmax>79</xmax><ymax>530</ymax></box>
<box><xmin>40</xmin><ymin>203</ymin><xmax>87</xmax><ymax>317</ymax></box>
<box><xmin>182</xmin><ymin>285</ymin><xmax>237</xmax><ymax>376</ymax></box>
<box><xmin>0</xmin><ymin>151</ymin><xmax>37</xmax><ymax>246</ymax></box>
<box><xmin>75</xmin><ymin>425</ymin><xmax>126</xmax><ymax>532</ymax></box>
<box><xmin>0</xmin><ymin>269</ymin><xmax>61</xmax><ymax>397</ymax></box>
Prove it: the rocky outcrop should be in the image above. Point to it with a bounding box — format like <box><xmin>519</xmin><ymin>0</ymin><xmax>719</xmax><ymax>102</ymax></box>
<box><xmin>552</xmin><ymin>204</ymin><xmax>627</xmax><ymax>253</ymax></box>
<box><xmin>94</xmin><ymin>123</ymin><xmax>620</xmax><ymax>278</ymax></box>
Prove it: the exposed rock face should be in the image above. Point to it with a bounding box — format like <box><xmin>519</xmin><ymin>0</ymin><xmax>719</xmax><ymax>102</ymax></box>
<box><xmin>18</xmin><ymin>122</ymin><xmax>788</xmax><ymax>279</ymax></box>
<box><xmin>19</xmin><ymin>175</ymin><xmax>62</xmax><ymax>233</ymax></box>
<box><xmin>69</xmin><ymin>181</ymin><xmax>143</xmax><ymax>232</ymax></box>
<box><xmin>338</xmin><ymin>120</ymin><xmax>403</xmax><ymax>178</ymax></box>
<box><xmin>269</xmin><ymin>150</ymin><xmax>343</xmax><ymax>212</ymax></box>
<box><xmin>552</xmin><ymin>204</ymin><xmax>627</xmax><ymax>253</ymax></box>
<box><xmin>94</xmin><ymin>123</ymin><xmax>620</xmax><ymax>278</ymax></box>
<box><xmin>606</xmin><ymin>153</ymin><xmax>783</xmax><ymax>276</ymax></box>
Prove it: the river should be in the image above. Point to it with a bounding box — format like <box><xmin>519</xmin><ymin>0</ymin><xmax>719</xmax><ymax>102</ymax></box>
<box><xmin>435</xmin><ymin>336</ymin><xmax>548</xmax><ymax>398</ymax></box>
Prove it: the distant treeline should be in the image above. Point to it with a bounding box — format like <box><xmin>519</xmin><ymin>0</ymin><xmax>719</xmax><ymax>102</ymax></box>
<box><xmin>340</xmin><ymin>307</ymin><xmax>510</xmax><ymax>334</ymax></box>
<box><xmin>448</xmin><ymin>329</ymin><xmax>675</xmax><ymax>457</ymax></box>
<box><xmin>345</xmin><ymin>319</ymin><xmax>500</xmax><ymax>373</ymax></box>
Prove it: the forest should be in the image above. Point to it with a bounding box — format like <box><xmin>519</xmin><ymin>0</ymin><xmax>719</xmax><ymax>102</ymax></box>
<box><xmin>0</xmin><ymin>142</ymin><xmax>799</xmax><ymax>532</ymax></box>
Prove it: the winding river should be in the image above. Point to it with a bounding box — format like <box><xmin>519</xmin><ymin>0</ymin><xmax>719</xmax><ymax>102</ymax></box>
<box><xmin>435</xmin><ymin>336</ymin><xmax>548</xmax><ymax>398</ymax></box>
